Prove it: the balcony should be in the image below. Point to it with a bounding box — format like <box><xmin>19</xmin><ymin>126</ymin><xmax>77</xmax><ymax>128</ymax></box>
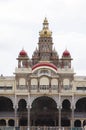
<box><xmin>0</xmin><ymin>126</ymin><xmax>84</xmax><ymax>130</ymax></box>
<box><xmin>74</xmin><ymin>112</ymin><xmax>86</xmax><ymax>118</ymax></box>
<box><xmin>16</xmin><ymin>85</ymin><xmax>58</xmax><ymax>93</ymax></box>
<box><xmin>15</xmin><ymin>67</ymin><xmax>32</xmax><ymax>74</ymax></box>
<box><xmin>30</xmin><ymin>85</ymin><xmax>58</xmax><ymax>93</ymax></box>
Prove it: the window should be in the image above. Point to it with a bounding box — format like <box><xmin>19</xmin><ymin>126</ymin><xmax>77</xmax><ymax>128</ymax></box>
<box><xmin>77</xmin><ymin>86</ymin><xmax>86</xmax><ymax>90</ymax></box>
<box><xmin>0</xmin><ymin>86</ymin><xmax>12</xmax><ymax>90</ymax></box>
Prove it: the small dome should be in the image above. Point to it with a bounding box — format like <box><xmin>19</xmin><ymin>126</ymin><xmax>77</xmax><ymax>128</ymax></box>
<box><xmin>39</xmin><ymin>29</ymin><xmax>52</xmax><ymax>37</ymax></box>
<box><xmin>62</xmin><ymin>49</ymin><xmax>71</xmax><ymax>57</ymax></box>
<box><xmin>39</xmin><ymin>18</ymin><xmax>52</xmax><ymax>37</ymax></box>
<box><xmin>19</xmin><ymin>49</ymin><xmax>27</xmax><ymax>57</ymax></box>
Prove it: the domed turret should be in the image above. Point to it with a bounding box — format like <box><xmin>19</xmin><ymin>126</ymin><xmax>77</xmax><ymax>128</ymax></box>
<box><xmin>61</xmin><ymin>49</ymin><xmax>72</xmax><ymax>68</ymax></box>
<box><xmin>62</xmin><ymin>49</ymin><xmax>71</xmax><ymax>57</ymax></box>
<box><xmin>19</xmin><ymin>49</ymin><xmax>28</xmax><ymax>57</ymax></box>
<box><xmin>39</xmin><ymin>17</ymin><xmax>52</xmax><ymax>37</ymax></box>
<box><xmin>17</xmin><ymin>49</ymin><xmax>29</xmax><ymax>68</ymax></box>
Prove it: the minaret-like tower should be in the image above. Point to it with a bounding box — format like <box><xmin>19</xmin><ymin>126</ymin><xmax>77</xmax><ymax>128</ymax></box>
<box><xmin>17</xmin><ymin>49</ymin><xmax>29</xmax><ymax>68</ymax></box>
<box><xmin>61</xmin><ymin>49</ymin><xmax>73</xmax><ymax>68</ymax></box>
<box><xmin>15</xmin><ymin>49</ymin><xmax>31</xmax><ymax>90</ymax></box>
<box><xmin>32</xmin><ymin>18</ymin><xmax>59</xmax><ymax>66</ymax></box>
<box><xmin>38</xmin><ymin>17</ymin><xmax>52</xmax><ymax>61</ymax></box>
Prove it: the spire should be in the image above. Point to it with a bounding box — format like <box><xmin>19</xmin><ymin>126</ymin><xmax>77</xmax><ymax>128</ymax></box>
<box><xmin>39</xmin><ymin>18</ymin><xmax>52</xmax><ymax>37</ymax></box>
<box><xmin>43</xmin><ymin>17</ymin><xmax>49</xmax><ymax>29</ymax></box>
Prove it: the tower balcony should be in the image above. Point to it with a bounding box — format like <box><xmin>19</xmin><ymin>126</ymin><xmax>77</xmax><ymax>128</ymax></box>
<box><xmin>58</xmin><ymin>68</ymin><xmax>74</xmax><ymax>74</ymax></box>
<box><xmin>15</xmin><ymin>67</ymin><xmax>32</xmax><ymax>74</ymax></box>
<box><xmin>16</xmin><ymin>85</ymin><xmax>58</xmax><ymax>93</ymax></box>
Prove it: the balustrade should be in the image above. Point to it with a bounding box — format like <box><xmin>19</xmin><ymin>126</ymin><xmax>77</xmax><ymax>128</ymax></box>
<box><xmin>16</xmin><ymin>85</ymin><xmax>58</xmax><ymax>92</ymax></box>
<box><xmin>0</xmin><ymin>126</ymin><xmax>84</xmax><ymax>130</ymax></box>
<box><xmin>30</xmin><ymin>85</ymin><xmax>58</xmax><ymax>91</ymax></box>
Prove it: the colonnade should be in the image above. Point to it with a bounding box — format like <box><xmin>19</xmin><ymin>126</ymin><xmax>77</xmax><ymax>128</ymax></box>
<box><xmin>14</xmin><ymin>95</ymin><xmax>75</xmax><ymax>128</ymax></box>
<box><xmin>12</xmin><ymin>94</ymin><xmax>86</xmax><ymax>128</ymax></box>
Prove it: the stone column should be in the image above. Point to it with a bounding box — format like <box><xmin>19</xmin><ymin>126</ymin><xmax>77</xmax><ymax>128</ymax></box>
<box><xmin>71</xmin><ymin>95</ymin><xmax>75</xmax><ymax>128</ymax></box>
<box><xmin>49</xmin><ymin>78</ymin><xmax>51</xmax><ymax>92</ymax></box>
<box><xmin>58</xmin><ymin>79</ymin><xmax>60</xmax><ymax>93</ymax></box>
<box><xmin>28</xmin><ymin>78</ymin><xmax>31</xmax><ymax>92</ymax></box>
<box><xmin>58</xmin><ymin>78</ymin><xmax>62</xmax><ymax>93</ymax></box>
<box><xmin>81</xmin><ymin>120</ymin><xmax>83</xmax><ymax>128</ymax></box>
<box><xmin>14</xmin><ymin>95</ymin><xmax>18</xmax><ymax>128</ymax></box>
<box><xmin>6</xmin><ymin>119</ymin><xmax>8</xmax><ymax>126</ymax></box>
<box><xmin>37</xmin><ymin>78</ymin><xmax>39</xmax><ymax>92</ymax></box>
<box><xmin>27</xmin><ymin>95</ymin><xmax>31</xmax><ymax>130</ymax></box>
<box><xmin>58</xmin><ymin>95</ymin><xmax>61</xmax><ymax>130</ymax></box>
<box><xmin>15</xmin><ymin>105</ymin><xmax>18</xmax><ymax>127</ymax></box>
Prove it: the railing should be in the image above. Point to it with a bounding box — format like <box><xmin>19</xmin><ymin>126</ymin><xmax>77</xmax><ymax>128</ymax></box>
<box><xmin>0</xmin><ymin>110</ymin><xmax>86</xmax><ymax>119</ymax></box>
<box><xmin>1</xmin><ymin>111</ymin><xmax>86</xmax><ymax>118</ymax></box>
<box><xmin>0</xmin><ymin>126</ymin><xmax>85</xmax><ymax>130</ymax></box>
<box><xmin>0</xmin><ymin>111</ymin><xmax>28</xmax><ymax>118</ymax></box>
<box><xmin>0</xmin><ymin>126</ymin><xmax>15</xmax><ymax>130</ymax></box>
<box><xmin>17</xmin><ymin>85</ymin><xmax>28</xmax><ymax>90</ymax></box>
<box><xmin>30</xmin><ymin>85</ymin><xmax>58</xmax><ymax>91</ymax></box>
<box><xmin>74</xmin><ymin>112</ymin><xmax>86</xmax><ymax>118</ymax></box>
<box><xmin>0</xmin><ymin>112</ymin><xmax>15</xmax><ymax>118</ymax></box>
<box><xmin>0</xmin><ymin>86</ymin><xmax>12</xmax><ymax>90</ymax></box>
<box><xmin>16</xmin><ymin>85</ymin><xmax>58</xmax><ymax>91</ymax></box>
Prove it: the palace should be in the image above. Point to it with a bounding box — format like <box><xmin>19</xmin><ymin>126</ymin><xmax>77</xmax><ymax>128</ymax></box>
<box><xmin>0</xmin><ymin>18</ymin><xmax>86</xmax><ymax>130</ymax></box>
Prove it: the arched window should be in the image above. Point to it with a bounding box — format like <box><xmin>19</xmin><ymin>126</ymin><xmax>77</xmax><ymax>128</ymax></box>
<box><xmin>40</xmin><ymin>77</ymin><xmax>49</xmax><ymax>85</ymax></box>
<box><xmin>19</xmin><ymin>78</ymin><xmax>25</xmax><ymax>85</ymax></box>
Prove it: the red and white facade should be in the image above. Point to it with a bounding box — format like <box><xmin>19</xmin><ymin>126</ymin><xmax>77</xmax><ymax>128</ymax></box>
<box><xmin>0</xmin><ymin>18</ymin><xmax>86</xmax><ymax>129</ymax></box>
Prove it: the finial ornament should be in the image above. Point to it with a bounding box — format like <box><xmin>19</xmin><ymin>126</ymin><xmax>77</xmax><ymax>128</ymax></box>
<box><xmin>43</xmin><ymin>17</ymin><xmax>49</xmax><ymax>29</ymax></box>
<box><xmin>39</xmin><ymin>18</ymin><xmax>52</xmax><ymax>37</ymax></box>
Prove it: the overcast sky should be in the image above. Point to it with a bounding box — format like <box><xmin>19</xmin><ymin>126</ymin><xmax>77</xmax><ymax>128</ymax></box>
<box><xmin>0</xmin><ymin>0</ymin><xmax>86</xmax><ymax>76</ymax></box>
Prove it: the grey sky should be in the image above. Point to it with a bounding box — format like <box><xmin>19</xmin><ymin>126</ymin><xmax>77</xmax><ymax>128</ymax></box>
<box><xmin>0</xmin><ymin>0</ymin><xmax>86</xmax><ymax>76</ymax></box>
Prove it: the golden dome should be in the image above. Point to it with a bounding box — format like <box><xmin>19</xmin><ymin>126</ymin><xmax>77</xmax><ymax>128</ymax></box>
<box><xmin>39</xmin><ymin>17</ymin><xmax>52</xmax><ymax>37</ymax></box>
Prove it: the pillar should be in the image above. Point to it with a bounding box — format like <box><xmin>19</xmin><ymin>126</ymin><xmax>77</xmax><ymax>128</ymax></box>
<box><xmin>58</xmin><ymin>95</ymin><xmax>61</xmax><ymax>130</ymax></box>
<box><xmin>28</xmin><ymin>78</ymin><xmax>31</xmax><ymax>92</ymax></box>
<box><xmin>27</xmin><ymin>95</ymin><xmax>31</xmax><ymax>130</ymax></box>
<box><xmin>71</xmin><ymin>95</ymin><xmax>75</xmax><ymax>128</ymax></box>
<box><xmin>37</xmin><ymin>78</ymin><xmax>39</xmax><ymax>92</ymax></box>
<box><xmin>14</xmin><ymin>95</ymin><xmax>18</xmax><ymax>128</ymax></box>
<box><xmin>81</xmin><ymin>120</ymin><xmax>83</xmax><ymax>127</ymax></box>
<box><xmin>6</xmin><ymin>119</ymin><xmax>8</xmax><ymax>126</ymax></box>
<box><xmin>49</xmin><ymin>78</ymin><xmax>51</xmax><ymax>92</ymax></box>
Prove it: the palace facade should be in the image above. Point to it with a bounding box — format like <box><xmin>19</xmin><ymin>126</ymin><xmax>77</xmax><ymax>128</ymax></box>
<box><xmin>0</xmin><ymin>18</ymin><xmax>86</xmax><ymax>129</ymax></box>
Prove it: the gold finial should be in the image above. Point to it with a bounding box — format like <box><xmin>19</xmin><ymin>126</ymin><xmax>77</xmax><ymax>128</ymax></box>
<box><xmin>39</xmin><ymin>18</ymin><xmax>52</xmax><ymax>37</ymax></box>
<box><xmin>43</xmin><ymin>17</ymin><xmax>48</xmax><ymax>29</ymax></box>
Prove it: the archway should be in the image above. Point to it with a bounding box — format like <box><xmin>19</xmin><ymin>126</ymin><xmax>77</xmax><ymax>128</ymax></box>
<box><xmin>18</xmin><ymin>99</ymin><xmax>27</xmax><ymax>126</ymax></box>
<box><xmin>62</xmin><ymin>99</ymin><xmax>71</xmax><ymax>110</ymax></box>
<box><xmin>18</xmin><ymin>99</ymin><xmax>27</xmax><ymax>111</ymax></box>
<box><xmin>0</xmin><ymin>96</ymin><xmax>14</xmax><ymax>125</ymax></box>
<box><xmin>19</xmin><ymin>118</ymin><xmax>27</xmax><ymax>126</ymax></box>
<box><xmin>8</xmin><ymin>119</ymin><xmax>15</xmax><ymax>126</ymax></box>
<box><xmin>61</xmin><ymin>118</ymin><xmax>70</xmax><ymax>126</ymax></box>
<box><xmin>0</xmin><ymin>119</ymin><xmax>6</xmax><ymax>126</ymax></box>
<box><xmin>31</xmin><ymin>96</ymin><xmax>58</xmax><ymax>126</ymax></box>
<box><xmin>75</xmin><ymin>98</ymin><xmax>86</xmax><ymax>112</ymax></box>
<box><xmin>83</xmin><ymin>120</ymin><xmax>86</xmax><ymax>126</ymax></box>
<box><xmin>61</xmin><ymin>99</ymin><xmax>71</xmax><ymax>126</ymax></box>
<box><xmin>0</xmin><ymin>96</ymin><xmax>13</xmax><ymax>111</ymax></box>
<box><xmin>74</xmin><ymin>120</ymin><xmax>81</xmax><ymax>127</ymax></box>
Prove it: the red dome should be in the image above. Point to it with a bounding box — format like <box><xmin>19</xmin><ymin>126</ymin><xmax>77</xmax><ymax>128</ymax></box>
<box><xmin>19</xmin><ymin>49</ymin><xmax>27</xmax><ymax>57</ymax></box>
<box><xmin>63</xmin><ymin>49</ymin><xmax>70</xmax><ymax>57</ymax></box>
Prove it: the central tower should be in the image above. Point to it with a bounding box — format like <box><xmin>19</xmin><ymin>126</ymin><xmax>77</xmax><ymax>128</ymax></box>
<box><xmin>32</xmin><ymin>18</ymin><xmax>59</xmax><ymax>66</ymax></box>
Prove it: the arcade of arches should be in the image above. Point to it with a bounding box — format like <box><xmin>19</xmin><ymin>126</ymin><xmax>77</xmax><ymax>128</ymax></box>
<box><xmin>0</xmin><ymin>96</ymin><xmax>86</xmax><ymax>127</ymax></box>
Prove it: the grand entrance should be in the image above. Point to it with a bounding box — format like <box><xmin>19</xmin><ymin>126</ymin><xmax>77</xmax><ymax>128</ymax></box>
<box><xmin>31</xmin><ymin>96</ymin><xmax>58</xmax><ymax>126</ymax></box>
